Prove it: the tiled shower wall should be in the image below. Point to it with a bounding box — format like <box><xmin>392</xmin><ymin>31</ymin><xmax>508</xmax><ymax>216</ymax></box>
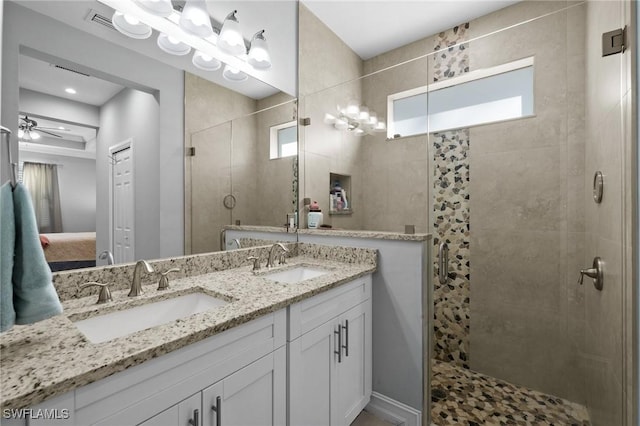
<box><xmin>431</xmin><ymin>25</ymin><xmax>471</xmax><ymax>368</ymax></box>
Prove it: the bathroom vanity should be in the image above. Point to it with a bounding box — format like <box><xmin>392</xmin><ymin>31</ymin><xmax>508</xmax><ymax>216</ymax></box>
<box><xmin>0</xmin><ymin>244</ymin><xmax>375</xmax><ymax>426</ymax></box>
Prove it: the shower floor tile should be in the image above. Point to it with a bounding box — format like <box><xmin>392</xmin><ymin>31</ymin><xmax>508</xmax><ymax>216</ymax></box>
<box><xmin>431</xmin><ymin>360</ymin><xmax>590</xmax><ymax>425</ymax></box>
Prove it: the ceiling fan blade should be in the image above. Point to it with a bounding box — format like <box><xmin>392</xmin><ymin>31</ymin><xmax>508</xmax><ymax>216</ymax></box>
<box><xmin>35</xmin><ymin>129</ymin><xmax>63</xmax><ymax>138</ymax></box>
<box><xmin>36</xmin><ymin>126</ymin><xmax>71</xmax><ymax>132</ymax></box>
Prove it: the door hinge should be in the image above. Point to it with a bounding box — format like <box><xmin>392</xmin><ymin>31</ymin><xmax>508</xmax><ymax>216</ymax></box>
<box><xmin>602</xmin><ymin>26</ymin><xmax>626</xmax><ymax>57</ymax></box>
<box><xmin>299</xmin><ymin>117</ymin><xmax>311</xmax><ymax>126</ymax></box>
<box><xmin>186</xmin><ymin>146</ymin><xmax>196</xmax><ymax>156</ymax></box>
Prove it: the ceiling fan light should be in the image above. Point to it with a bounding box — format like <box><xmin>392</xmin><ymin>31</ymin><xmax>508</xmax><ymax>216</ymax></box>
<box><xmin>358</xmin><ymin>107</ymin><xmax>370</xmax><ymax>122</ymax></box>
<box><xmin>132</xmin><ymin>0</ymin><xmax>173</xmax><ymax>17</ymax></box>
<box><xmin>157</xmin><ymin>32</ymin><xmax>192</xmax><ymax>56</ymax></box>
<box><xmin>334</xmin><ymin>119</ymin><xmax>348</xmax><ymax>131</ymax></box>
<box><xmin>222</xmin><ymin>64</ymin><xmax>248</xmax><ymax>82</ymax></box>
<box><xmin>346</xmin><ymin>100</ymin><xmax>360</xmax><ymax>119</ymax></box>
<box><xmin>179</xmin><ymin>0</ymin><xmax>214</xmax><ymax>38</ymax></box>
<box><xmin>248</xmin><ymin>30</ymin><xmax>271</xmax><ymax>70</ymax></box>
<box><xmin>30</xmin><ymin>131</ymin><xmax>41</xmax><ymax>140</ymax></box>
<box><xmin>112</xmin><ymin>11</ymin><xmax>152</xmax><ymax>39</ymax></box>
<box><xmin>18</xmin><ymin>129</ymin><xmax>24</xmax><ymax>139</ymax></box>
<box><xmin>192</xmin><ymin>50</ymin><xmax>222</xmax><ymax>71</ymax></box>
<box><xmin>218</xmin><ymin>11</ymin><xmax>246</xmax><ymax>56</ymax></box>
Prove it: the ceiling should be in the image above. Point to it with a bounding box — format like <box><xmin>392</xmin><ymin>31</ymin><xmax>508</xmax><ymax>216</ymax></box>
<box><xmin>19</xmin><ymin>54</ymin><xmax>125</xmax><ymax>106</ymax></box>
<box><xmin>303</xmin><ymin>0</ymin><xmax>521</xmax><ymax>60</ymax></box>
<box><xmin>13</xmin><ymin>0</ymin><xmax>521</xmax><ymax>101</ymax></box>
<box><xmin>15</xmin><ymin>0</ymin><xmax>297</xmax><ymax>99</ymax></box>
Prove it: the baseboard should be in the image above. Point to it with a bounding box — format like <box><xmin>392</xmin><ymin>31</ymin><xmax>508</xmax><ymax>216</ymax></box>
<box><xmin>365</xmin><ymin>392</ymin><xmax>422</xmax><ymax>426</ymax></box>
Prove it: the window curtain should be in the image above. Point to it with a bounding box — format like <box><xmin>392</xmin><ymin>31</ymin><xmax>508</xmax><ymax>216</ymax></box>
<box><xmin>22</xmin><ymin>162</ymin><xmax>63</xmax><ymax>233</ymax></box>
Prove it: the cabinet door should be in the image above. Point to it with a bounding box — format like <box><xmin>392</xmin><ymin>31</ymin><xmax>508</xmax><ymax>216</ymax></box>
<box><xmin>138</xmin><ymin>393</ymin><xmax>201</xmax><ymax>426</ymax></box>
<box><xmin>335</xmin><ymin>301</ymin><xmax>372</xmax><ymax>426</ymax></box>
<box><xmin>202</xmin><ymin>348</ymin><xmax>286</xmax><ymax>426</ymax></box>
<box><xmin>289</xmin><ymin>320</ymin><xmax>338</xmax><ymax>426</ymax></box>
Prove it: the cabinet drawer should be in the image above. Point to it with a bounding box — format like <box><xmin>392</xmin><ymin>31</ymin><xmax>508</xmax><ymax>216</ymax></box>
<box><xmin>288</xmin><ymin>275</ymin><xmax>371</xmax><ymax>341</ymax></box>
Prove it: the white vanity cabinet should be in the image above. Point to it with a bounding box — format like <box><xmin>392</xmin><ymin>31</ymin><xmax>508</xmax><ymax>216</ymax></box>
<box><xmin>138</xmin><ymin>347</ymin><xmax>286</xmax><ymax>426</ymax></box>
<box><xmin>23</xmin><ymin>309</ymin><xmax>286</xmax><ymax>426</ymax></box>
<box><xmin>288</xmin><ymin>275</ymin><xmax>372</xmax><ymax>426</ymax></box>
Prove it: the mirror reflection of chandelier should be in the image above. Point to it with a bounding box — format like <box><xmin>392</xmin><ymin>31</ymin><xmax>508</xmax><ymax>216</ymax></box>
<box><xmin>323</xmin><ymin>100</ymin><xmax>386</xmax><ymax>136</ymax></box>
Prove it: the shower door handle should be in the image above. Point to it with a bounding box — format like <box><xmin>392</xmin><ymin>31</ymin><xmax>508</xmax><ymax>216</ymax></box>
<box><xmin>438</xmin><ymin>242</ymin><xmax>449</xmax><ymax>285</ymax></box>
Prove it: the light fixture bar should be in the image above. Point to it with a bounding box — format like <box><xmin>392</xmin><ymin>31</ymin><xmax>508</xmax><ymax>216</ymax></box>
<box><xmin>98</xmin><ymin>0</ymin><xmax>269</xmax><ymax>82</ymax></box>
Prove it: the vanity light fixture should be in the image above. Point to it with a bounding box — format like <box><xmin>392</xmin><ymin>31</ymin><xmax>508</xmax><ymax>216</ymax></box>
<box><xmin>179</xmin><ymin>0</ymin><xmax>214</xmax><ymax>38</ymax></box>
<box><xmin>112</xmin><ymin>11</ymin><xmax>152</xmax><ymax>39</ymax></box>
<box><xmin>223</xmin><ymin>64</ymin><xmax>248</xmax><ymax>82</ymax></box>
<box><xmin>324</xmin><ymin>101</ymin><xmax>387</xmax><ymax>136</ymax></box>
<box><xmin>157</xmin><ymin>32</ymin><xmax>192</xmax><ymax>56</ymax></box>
<box><xmin>247</xmin><ymin>30</ymin><xmax>271</xmax><ymax>70</ymax></box>
<box><xmin>132</xmin><ymin>0</ymin><xmax>173</xmax><ymax>17</ymax></box>
<box><xmin>193</xmin><ymin>50</ymin><xmax>222</xmax><ymax>71</ymax></box>
<box><xmin>104</xmin><ymin>0</ymin><xmax>273</xmax><ymax>84</ymax></box>
<box><xmin>218</xmin><ymin>10</ymin><xmax>245</xmax><ymax>56</ymax></box>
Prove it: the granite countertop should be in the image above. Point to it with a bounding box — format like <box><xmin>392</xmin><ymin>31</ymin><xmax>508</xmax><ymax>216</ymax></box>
<box><xmin>0</xmin><ymin>253</ymin><xmax>376</xmax><ymax>410</ymax></box>
<box><xmin>224</xmin><ymin>224</ymin><xmax>432</xmax><ymax>242</ymax></box>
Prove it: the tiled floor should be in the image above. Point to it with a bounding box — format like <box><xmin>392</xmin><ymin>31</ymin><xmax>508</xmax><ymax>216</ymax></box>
<box><xmin>431</xmin><ymin>360</ymin><xmax>591</xmax><ymax>425</ymax></box>
<box><xmin>351</xmin><ymin>360</ymin><xmax>591</xmax><ymax>426</ymax></box>
<box><xmin>351</xmin><ymin>410</ymin><xmax>394</xmax><ymax>426</ymax></box>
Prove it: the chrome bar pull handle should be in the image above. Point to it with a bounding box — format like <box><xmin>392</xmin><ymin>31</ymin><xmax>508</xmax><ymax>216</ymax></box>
<box><xmin>211</xmin><ymin>396</ymin><xmax>221</xmax><ymax>426</ymax></box>
<box><xmin>438</xmin><ymin>242</ymin><xmax>449</xmax><ymax>285</ymax></box>
<box><xmin>188</xmin><ymin>409</ymin><xmax>199</xmax><ymax>426</ymax></box>
<box><xmin>342</xmin><ymin>319</ymin><xmax>349</xmax><ymax>357</ymax></box>
<box><xmin>334</xmin><ymin>324</ymin><xmax>342</xmax><ymax>363</ymax></box>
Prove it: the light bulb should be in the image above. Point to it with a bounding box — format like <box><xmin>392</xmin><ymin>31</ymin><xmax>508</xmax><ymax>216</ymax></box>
<box><xmin>248</xmin><ymin>30</ymin><xmax>271</xmax><ymax>70</ymax></box>
<box><xmin>18</xmin><ymin>129</ymin><xmax>24</xmax><ymax>138</ymax></box>
<box><xmin>112</xmin><ymin>11</ymin><xmax>152</xmax><ymax>39</ymax></box>
<box><xmin>222</xmin><ymin>64</ymin><xmax>248</xmax><ymax>82</ymax></box>
<box><xmin>179</xmin><ymin>0</ymin><xmax>214</xmax><ymax>38</ymax></box>
<box><xmin>358</xmin><ymin>107</ymin><xmax>370</xmax><ymax>122</ymax></box>
<box><xmin>346</xmin><ymin>101</ymin><xmax>360</xmax><ymax>119</ymax></box>
<box><xmin>218</xmin><ymin>11</ymin><xmax>246</xmax><ymax>56</ymax></box>
<box><xmin>31</xmin><ymin>132</ymin><xmax>41</xmax><ymax>140</ymax></box>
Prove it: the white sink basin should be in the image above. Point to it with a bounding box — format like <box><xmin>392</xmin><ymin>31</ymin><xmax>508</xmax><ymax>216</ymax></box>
<box><xmin>74</xmin><ymin>292</ymin><xmax>228</xmax><ymax>343</ymax></box>
<box><xmin>263</xmin><ymin>266</ymin><xmax>329</xmax><ymax>284</ymax></box>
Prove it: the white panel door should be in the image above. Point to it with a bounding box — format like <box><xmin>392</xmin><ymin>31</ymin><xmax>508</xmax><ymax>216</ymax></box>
<box><xmin>336</xmin><ymin>301</ymin><xmax>372</xmax><ymax>426</ymax></box>
<box><xmin>137</xmin><ymin>392</ymin><xmax>200</xmax><ymax>426</ymax></box>
<box><xmin>202</xmin><ymin>349</ymin><xmax>286</xmax><ymax>426</ymax></box>
<box><xmin>289</xmin><ymin>320</ymin><xmax>338</xmax><ymax>426</ymax></box>
<box><xmin>112</xmin><ymin>146</ymin><xmax>134</xmax><ymax>263</ymax></box>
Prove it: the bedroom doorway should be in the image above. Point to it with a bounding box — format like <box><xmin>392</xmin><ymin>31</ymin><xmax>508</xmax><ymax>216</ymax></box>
<box><xmin>109</xmin><ymin>140</ymin><xmax>134</xmax><ymax>264</ymax></box>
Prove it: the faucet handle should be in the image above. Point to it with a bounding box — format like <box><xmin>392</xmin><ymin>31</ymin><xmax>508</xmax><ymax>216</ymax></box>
<box><xmin>78</xmin><ymin>282</ymin><xmax>112</xmax><ymax>304</ymax></box>
<box><xmin>158</xmin><ymin>268</ymin><xmax>180</xmax><ymax>291</ymax></box>
<box><xmin>247</xmin><ymin>256</ymin><xmax>261</xmax><ymax>271</ymax></box>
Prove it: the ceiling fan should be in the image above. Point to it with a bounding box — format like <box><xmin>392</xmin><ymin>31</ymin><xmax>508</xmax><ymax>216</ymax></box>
<box><xmin>18</xmin><ymin>115</ymin><xmax>69</xmax><ymax>141</ymax></box>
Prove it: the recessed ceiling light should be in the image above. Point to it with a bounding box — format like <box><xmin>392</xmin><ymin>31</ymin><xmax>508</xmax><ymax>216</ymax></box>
<box><xmin>65</xmin><ymin>88</ymin><xmax>77</xmax><ymax>94</ymax></box>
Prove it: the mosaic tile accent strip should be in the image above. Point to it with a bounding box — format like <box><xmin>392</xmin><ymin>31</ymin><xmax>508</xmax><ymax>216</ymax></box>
<box><xmin>431</xmin><ymin>360</ymin><xmax>590</xmax><ymax>425</ymax></box>
<box><xmin>432</xmin><ymin>23</ymin><xmax>471</xmax><ymax>369</ymax></box>
<box><xmin>433</xmin><ymin>129</ymin><xmax>470</xmax><ymax>368</ymax></box>
<box><xmin>433</xmin><ymin>23</ymin><xmax>470</xmax><ymax>82</ymax></box>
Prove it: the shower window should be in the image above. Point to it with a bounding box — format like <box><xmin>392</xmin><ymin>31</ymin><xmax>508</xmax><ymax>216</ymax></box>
<box><xmin>270</xmin><ymin>120</ymin><xmax>297</xmax><ymax>159</ymax></box>
<box><xmin>387</xmin><ymin>56</ymin><xmax>535</xmax><ymax>138</ymax></box>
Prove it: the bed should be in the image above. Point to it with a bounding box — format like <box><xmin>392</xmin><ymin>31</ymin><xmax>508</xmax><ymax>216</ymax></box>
<box><xmin>41</xmin><ymin>232</ymin><xmax>96</xmax><ymax>272</ymax></box>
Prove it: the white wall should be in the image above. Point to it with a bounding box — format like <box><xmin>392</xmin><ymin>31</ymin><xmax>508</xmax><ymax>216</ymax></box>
<box><xmin>19</xmin><ymin>88</ymin><xmax>100</xmax><ymax>127</ymax></box>
<box><xmin>99</xmin><ymin>88</ymin><xmax>160</xmax><ymax>260</ymax></box>
<box><xmin>19</xmin><ymin>151</ymin><xmax>96</xmax><ymax>232</ymax></box>
<box><xmin>2</xmin><ymin>2</ymin><xmax>184</xmax><ymax>260</ymax></box>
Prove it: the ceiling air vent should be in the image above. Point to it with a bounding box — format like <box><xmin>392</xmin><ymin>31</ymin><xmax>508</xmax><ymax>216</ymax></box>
<box><xmin>85</xmin><ymin>9</ymin><xmax>116</xmax><ymax>32</ymax></box>
<box><xmin>50</xmin><ymin>64</ymin><xmax>91</xmax><ymax>78</ymax></box>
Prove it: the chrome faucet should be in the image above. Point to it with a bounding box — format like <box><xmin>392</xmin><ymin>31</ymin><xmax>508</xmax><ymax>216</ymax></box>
<box><xmin>129</xmin><ymin>260</ymin><xmax>154</xmax><ymax>297</ymax></box>
<box><xmin>99</xmin><ymin>250</ymin><xmax>114</xmax><ymax>265</ymax></box>
<box><xmin>266</xmin><ymin>243</ymin><xmax>289</xmax><ymax>268</ymax></box>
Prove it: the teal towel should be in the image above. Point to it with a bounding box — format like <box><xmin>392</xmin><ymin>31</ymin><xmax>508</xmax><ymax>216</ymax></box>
<box><xmin>1</xmin><ymin>183</ymin><xmax>16</xmax><ymax>332</ymax></box>
<box><xmin>12</xmin><ymin>183</ymin><xmax>62</xmax><ymax>324</ymax></box>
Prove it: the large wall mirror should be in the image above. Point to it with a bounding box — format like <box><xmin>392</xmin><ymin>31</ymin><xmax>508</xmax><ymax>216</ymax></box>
<box><xmin>1</xmin><ymin>0</ymin><xmax>297</xmax><ymax>270</ymax></box>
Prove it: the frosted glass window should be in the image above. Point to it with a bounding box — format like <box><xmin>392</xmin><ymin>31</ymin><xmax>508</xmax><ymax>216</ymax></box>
<box><xmin>270</xmin><ymin>121</ymin><xmax>297</xmax><ymax>159</ymax></box>
<box><xmin>278</xmin><ymin>125</ymin><xmax>297</xmax><ymax>158</ymax></box>
<box><xmin>387</xmin><ymin>58</ymin><xmax>534</xmax><ymax>138</ymax></box>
